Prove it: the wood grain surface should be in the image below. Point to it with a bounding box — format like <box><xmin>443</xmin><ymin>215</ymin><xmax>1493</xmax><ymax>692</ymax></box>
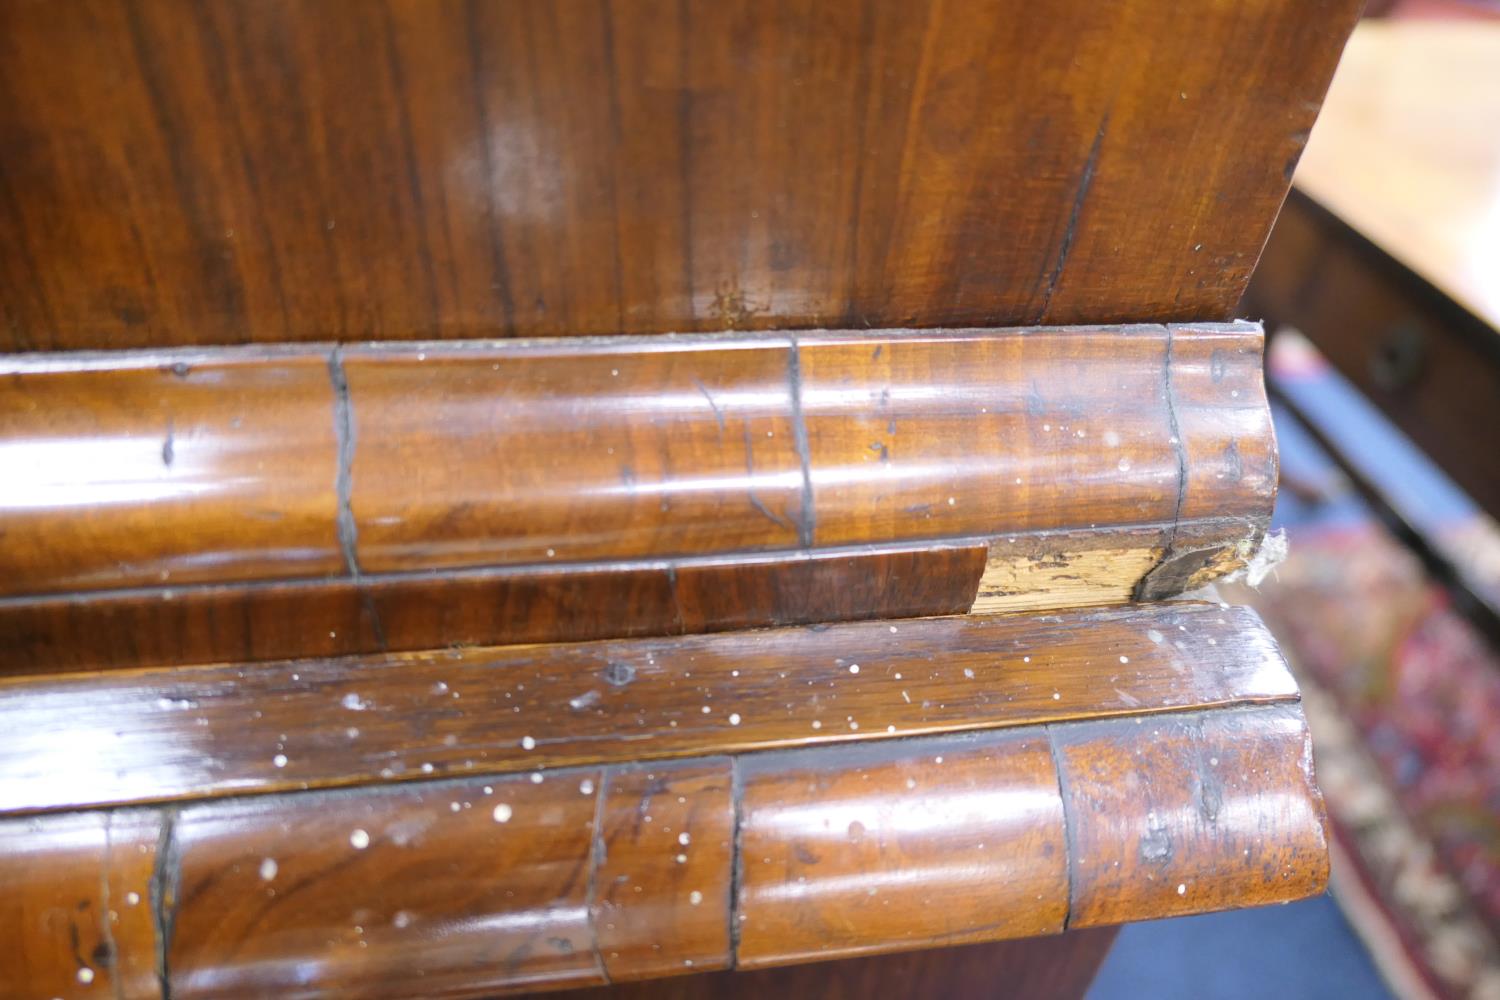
<box><xmin>0</xmin><ymin>0</ymin><xmax>1360</xmax><ymax>351</ymax></box>
<box><xmin>0</xmin><ymin>602</ymin><xmax>1297</xmax><ymax>815</ymax></box>
<box><xmin>0</xmin><ymin>544</ymin><xmax>986</xmax><ymax>676</ymax></box>
<box><xmin>0</xmin><ymin>809</ymin><xmax>163</xmax><ymax>1000</ymax></box>
<box><xmin>735</xmin><ymin>730</ymin><xmax>1068</xmax><ymax>967</ymax></box>
<box><xmin>0</xmin><ymin>324</ymin><xmax>1274</xmax><ymax>672</ymax></box>
<box><xmin>1053</xmin><ymin>703</ymin><xmax>1329</xmax><ymax>928</ymax></box>
<box><xmin>0</xmin><ymin>703</ymin><xmax>1326</xmax><ymax>998</ymax></box>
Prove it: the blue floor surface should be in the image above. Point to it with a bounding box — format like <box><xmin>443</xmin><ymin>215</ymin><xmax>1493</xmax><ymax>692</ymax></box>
<box><xmin>1088</xmin><ymin>894</ymin><xmax>1395</xmax><ymax>999</ymax></box>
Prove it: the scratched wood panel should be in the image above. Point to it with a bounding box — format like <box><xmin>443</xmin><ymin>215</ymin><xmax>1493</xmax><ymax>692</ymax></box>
<box><xmin>593</xmin><ymin>760</ymin><xmax>736</xmax><ymax>981</ymax></box>
<box><xmin>0</xmin><ymin>603</ymin><xmax>1298</xmax><ymax>814</ymax></box>
<box><xmin>735</xmin><ymin>729</ymin><xmax>1069</xmax><ymax>967</ymax></box>
<box><xmin>0</xmin><ymin>809</ymin><xmax>163</xmax><ymax>1000</ymax></box>
<box><xmin>167</xmin><ymin>771</ymin><xmax>607</xmax><ymax>999</ymax></box>
<box><xmin>0</xmin><ymin>545</ymin><xmax>984</xmax><ymax>676</ymax></box>
<box><xmin>1052</xmin><ymin>703</ymin><xmax>1329</xmax><ymax>927</ymax></box>
<box><xmin>0</xmin><ymin>0</ymin><xmax>1360</xmax><ymax>351</ymax></box>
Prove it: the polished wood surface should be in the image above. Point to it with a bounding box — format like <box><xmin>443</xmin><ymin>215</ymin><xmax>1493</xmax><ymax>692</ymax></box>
<box><xmin>593</xmin><ymin>760</ymin><xmax>736</xmax><ymax>982</ymax></box>
<box><xmin>550</xmin><ymin>928</ymin><xmax>1121</xmax><ymax>1000</ymax></box>
<box><xmin>0</xmin><ymin>352</ymin><xmax>342</xmax><ymax>594</ymax></box>
<box><xmin>0</xmin><ymin>325</ymin><xmax>1267</xmax><ymax>595</ymax></box>
<box><xmin>735</xmin><ymin>730</ymin><xmax>1068</xmax><ymax>967</ymax></box>
<box><xmin>1292</xmin><ymin>22</ymin><xmax>1500</xmax><ymax>334</ymax></box>
<box><xmin>0</xmin><ymin>545</ymin><xmax>986</xmax><ymax>676</ymax></box>
<box><xmin>0</xmin><ymin>324</ymin><xmax>1275</xmax><ymax>672</ymax></box>
<box><xmin>0</xmin><ymin>0</ymin><xmax>1360</xmax><ymax>351</ymax></box>
<box><xmin>0</xmin><ymin>702</ymin><xmax>1325</xmax><ymax>998</ymax></box>
<box><xmin>0</xmin><ymin>603</ymin><xmax>1297</xmax><ymax>814</ymax></box>
<box><xmin>168</xmin><ymin>770</ymin><xmax>609</xmax><ymax>998</ymax></box>
<box><xmin>1055</xmin><ymin>704</ymin><xmax>1328</xmax><ymax>928</ymax></box>
<box><xmin>0</xmin><ymin>810</ymin><xmax>163</xmax><ymax>1000</ymax></box>
<box><xmin>0</xmin><ymin>1</ymin><xmax>1356</xmax><ymax>994</ymax></box>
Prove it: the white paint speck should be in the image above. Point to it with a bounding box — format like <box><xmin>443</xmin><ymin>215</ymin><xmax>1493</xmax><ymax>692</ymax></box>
<box><xmin>493</xmin><ymin>803</ymin><xmax>513</xmax><ymax>823</ymax></box>
<box><xmin>1023</xmin><ymin>656</ymin><xmax>1031</xmax><ymax>663</ymax></box>
<box><xmin>1052</xmin><ymin>692</ymin><xmax>1061</xmax><ymax>700</ymax></box>
<box><xmin>126</xmin><ymin>892</ymin><xmax>140</xmax><ymax>906</ymax></box>
<box><xmin>393</xmin><ymin>910</ymin><xmax>412</xmax><ymax>928</ymax></box>
<box><xmin>679</xmin><ymin>832</ymin><xmax>691</xmax><ymax>846</ymax></box>
<box><xmin>580</xmin><ymin>779</ymin><xmax>595</xmax><ymax>795</ymax></box>
<box><xmin>530</xmin><ymin>772</ymin><xmax>544</xmax><ymax>784</ymax></box>
<box><xmin>1147</xmin><ymin>629</ymin><xmax>1164</xmax><ymax>644</ymax></box>
<box><xmin>963</xmin><ymin>668</ymin><xmax>975</xmax><ymax>679</ymax></box>
<box><xmin>1118</xmin><ymin>457</ymin><xmax>1132</xmax><ymax>472</ymax></box>
<box><xmin>848</xmin><ymin>664</ymin><xmax>860</xmax><ymax>674</ymax></box>
<box><xmin>1119</xmin><ymin>655</ymin><xmax>1130</xmax><ymax>664</ymax></box>
<box><xmin>675</xmin><ymin>853</ymin><xmax>688</xmax><ymax>864</ymax></box>
<box><xmin>812</xmin><ymin>720</ymin><xmax>822</xmax><ymax>730</ymax></box>
<box><xmin>689</xmin><ymin>890</ymin><xmax>703</xmax><ymax>905</ymax></box>
<box><xmin>272</xmin><ymin>753</ymin><xmax>288</xmax><ymax>768</ymax></box>
<box><xmin>521</xmin><ymin>735</ymin><xmax>536</xmax><ymax>750</ymax></box>
<box><xmin>259</xmin><ymin>858</ymin><xmax>278</xmax><ymax>881</ymax></box>
<box><xmin>350</xmin><ymin>829</ymin><xmax>370</xmax><ymax>850</ymax></box>
<box><xmin>342</xmin><ymin>692</ymin><xmax>368</xmax><ymax>711</ymax></box>
<box><xmin>728</xmin><ymin>713</ymin><xmax>742</xmax><ymax>726</ymax></box>
<box><xmin>1177</xmin><ymin>883</ymin><xmax>1187</xmax><ymax>895</ymax></box>
<box><xmin>77</xmin><ymin>968</ymin><xmax>94</xmax><ymax>985</ymax></box>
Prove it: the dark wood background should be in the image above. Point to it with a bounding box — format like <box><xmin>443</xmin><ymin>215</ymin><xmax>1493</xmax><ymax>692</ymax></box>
<box><xmin>0</xmin><ymin>0</ymin><xmax>1361</xmax><ymax>350</ymax></box>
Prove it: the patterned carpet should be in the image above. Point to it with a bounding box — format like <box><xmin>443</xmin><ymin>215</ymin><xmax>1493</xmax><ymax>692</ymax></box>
<box><xmin>1224</xmin><ymin>336</ymin><xmax>1500</xmax><ymax>998</ymax></box>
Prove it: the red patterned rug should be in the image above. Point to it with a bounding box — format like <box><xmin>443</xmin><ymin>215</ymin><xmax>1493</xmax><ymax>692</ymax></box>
<box><xmin>1234</xmin><ymin>524</ymin><xmax>1500</xmax><ymax>998</ymax></box>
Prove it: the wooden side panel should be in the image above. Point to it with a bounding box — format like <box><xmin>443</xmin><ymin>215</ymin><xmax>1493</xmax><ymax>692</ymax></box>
<box><xmin>0</xmin><ymin>603</ymin><xmax>1298</xmax><ymax>814</ymax></box>
<box><xmin>593</xmin><ymin>760</ymin><xmax>735</xmax><ymax>981</ymax></box>
<box><xmin>735</xmin><ymin>730</ymin><xmax>1069</xmax><ymax>967</ymax></box>
<box><xmin>0</xmin><ymin>810</ymin><xmax>162</xmax><ymax>1000</ymax></box>
<box><xmin>0</xmin><ymin>1</ymin><xmax>1361</xmax><ymax>350</ymax></box>
<box><xmin>0</xmin><ymin>353</ymin><xmax>341</xmax><ymax>597</ymax></box>
<box><xmin>166</xmin><ymin>772</ymin><xmax>607</xmax><ymax>999</ymax></box>
<box><xmin>1051</xmin><ymin>703</ymin><xmax>1329</xmax><ymax>927</ymax></box>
